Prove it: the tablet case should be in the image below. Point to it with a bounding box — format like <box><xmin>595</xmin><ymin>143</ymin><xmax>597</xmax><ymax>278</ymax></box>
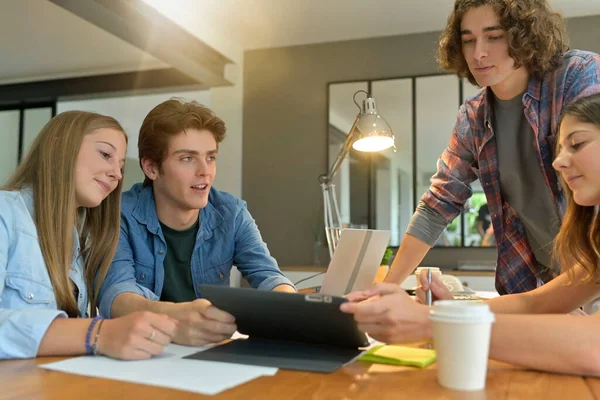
<box><xmin>183</xmin><ymin>285</ymin><xmax>369</xmax><ymax>373</ymax></box>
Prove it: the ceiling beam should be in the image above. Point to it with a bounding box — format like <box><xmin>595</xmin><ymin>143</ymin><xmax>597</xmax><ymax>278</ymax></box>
<box><xmin>0</xmin><ymin>68</ymin><xmax>204</xmax><ymax>106</ymax></box>
<box><xmin>48</xmin><ymin>0</ymin><xmax>232</xmax><ymax>87</ymax></box>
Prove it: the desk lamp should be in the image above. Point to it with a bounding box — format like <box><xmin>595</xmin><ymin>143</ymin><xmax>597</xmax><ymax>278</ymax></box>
<box><xmin>319</xmin><ymin>90</ymin><xmax>394</xmax><ymax>258</ymax></box>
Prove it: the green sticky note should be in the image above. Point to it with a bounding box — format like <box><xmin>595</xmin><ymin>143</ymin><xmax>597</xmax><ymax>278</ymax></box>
<box><xmin>358</xmin><ymin>345</ymin><xmax>436</xmax><ymax>368</ymax></box>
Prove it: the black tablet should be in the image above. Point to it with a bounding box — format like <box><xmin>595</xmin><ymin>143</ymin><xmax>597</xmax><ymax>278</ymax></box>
<box><xmin>198</xmin><ymin>285</ymin><xmax>369</xmax><ymax>348</ymax></box>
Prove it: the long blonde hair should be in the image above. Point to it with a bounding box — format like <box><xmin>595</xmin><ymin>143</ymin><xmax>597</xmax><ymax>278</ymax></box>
<box><xmin>553</xmin><ymin>94</ymin><xmax>600</xmax><ymax>284</ymax></box>
<box><xmin>3</xmin><ymin>111</ymin><xmax>127</xmax><ymax>317</ymax></box>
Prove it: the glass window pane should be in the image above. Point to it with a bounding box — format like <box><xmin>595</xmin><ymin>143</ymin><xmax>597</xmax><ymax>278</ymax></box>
<box><xmin>463</xmin><ymin>192</ymin><xmax>493</xmax><ymax>247</ymax></box>
<box><xmin>416</xmin><ymin>75</ymin><xmax>461</xmax><ymax>247</ymax></box>
<box><xmin>328</xmin><ymin>82</ymin><xmax>369</xmax><ymax>228</ymax></box>
<box><xmin>0</xmin><ymin>110</ymin><xmax>20</xmax><ymax>185</ymax></box>
<box><xmin>371</xmin><ymin>79</ymin><xmax>412</xmax><ymax>247</ymax></box>
<box><xmin>22</xmin><ymin>108</ymin><xmax>52</xmax><ymax>157</ymax></box>
<box><xmin>462</xmin><ymin>80</ymin><xmax>488</xmax><ymax>247</ymax></box>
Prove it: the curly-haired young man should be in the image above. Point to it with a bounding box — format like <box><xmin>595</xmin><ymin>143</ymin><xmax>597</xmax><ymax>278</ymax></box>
<box><xmin>384</xmin><ymin>0</ymin><xmax>600</xmax><ymax>294</ymax></box>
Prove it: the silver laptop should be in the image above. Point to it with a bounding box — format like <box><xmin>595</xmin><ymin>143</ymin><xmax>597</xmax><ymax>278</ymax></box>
<box><xmin>320</xmin><ymin>228</ymin><xmax>391</xmax><ymax>296</ymax></box>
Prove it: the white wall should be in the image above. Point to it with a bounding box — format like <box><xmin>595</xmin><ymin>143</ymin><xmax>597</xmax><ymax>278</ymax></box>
<box><xmin>57</xmin><ymin>90</ymin><xmax>211</xmax><ymax>191</ymax></box>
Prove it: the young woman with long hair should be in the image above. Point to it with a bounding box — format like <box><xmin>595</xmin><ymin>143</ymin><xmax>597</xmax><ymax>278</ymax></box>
<box><xmin>0</xmin><ymin>111</ymin><xmax>176</xmax><ymax>360</ymax></box>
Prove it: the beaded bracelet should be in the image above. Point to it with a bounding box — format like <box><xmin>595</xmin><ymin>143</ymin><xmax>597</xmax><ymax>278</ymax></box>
<box><xmin>85</xmin><ymin>315</ymin><xmax>102</xmax><ymax>356</ymax></box>
<box><xmin>90</xmin><ymin>318</ymin><xmax>105</xmax><ymax>356</ymax></box>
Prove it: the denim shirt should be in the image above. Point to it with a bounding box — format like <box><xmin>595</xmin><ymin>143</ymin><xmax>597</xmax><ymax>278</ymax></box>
<box><xmin>98</xmin><ymin>184</ymin><xmax>294</xmax><ymax>318</ymax></box>
<box><xmin>0</xmin><ymin>189</ymin><xmax>88</xmax><ymax>359</ymax></box>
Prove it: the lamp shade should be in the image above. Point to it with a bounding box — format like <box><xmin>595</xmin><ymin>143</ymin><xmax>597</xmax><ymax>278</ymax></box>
<box><xmin>350</xmin><ymin>96</ymin><xmax>394</xmax><ymax>152</ymax></box>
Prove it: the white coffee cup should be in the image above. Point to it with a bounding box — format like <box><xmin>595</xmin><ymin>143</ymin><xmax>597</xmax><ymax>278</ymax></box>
<box><xmin>429</xmin><ymin>300</ymin><xmax>495</xmax><ymax>391</ymax></box>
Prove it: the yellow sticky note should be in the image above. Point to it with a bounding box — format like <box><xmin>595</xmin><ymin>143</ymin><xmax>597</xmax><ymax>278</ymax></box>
<box><xmin>359</xmin><ymin>345</ymin><xmax>436</xmax><ymax>368</ymax></box>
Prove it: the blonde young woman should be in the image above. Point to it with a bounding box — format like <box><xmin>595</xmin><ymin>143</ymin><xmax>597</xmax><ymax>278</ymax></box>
<box><xmin>0</xmin><ymin>111</ymin><xmax>177</xmax><ymax>360</ymax></box>
<box><xmin>341</xmin><ymin>93</ymin><xmax>600</xmax><ymax>375</ymax></box>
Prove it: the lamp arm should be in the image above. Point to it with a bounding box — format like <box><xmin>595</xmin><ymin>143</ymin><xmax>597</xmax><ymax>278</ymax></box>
<box><xmin>319</xmin><ymin>116</ymin><xmax>360</xmax><ymax>258</ymax></box>
<box><xmin>320</xmin><ymin>116</ymin><xmax>359</xmax><ymax>185</ymax></box>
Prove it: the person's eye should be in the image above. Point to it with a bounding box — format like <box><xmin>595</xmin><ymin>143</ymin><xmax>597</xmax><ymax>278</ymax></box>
<box><xmin>571</xmin><ymin>141</ymin><xmax>585</xmax><ymax>150</ymax></box>
<box><xmin>208</xmin><ymin>155</ymin><xmax>217</xmax><ymax>161</ymax></box>
<box><xmin>181</xmin><ymin>156</ymin><xmax>192</xmax><ymax>162</ymax></box>
<box><xmin>99</xmin><ymin>151</ymin><xmax>111</xmax><ymax>160</ymax></box>
<box><xmin>462</xmin><ymin>38</ymin><xmax>474</xmax><ymax>45</ymax></box>
<box><xmin>489</xmin><ymin>35</ymin><xmax>503</xmax><ymax>41</ymax></box>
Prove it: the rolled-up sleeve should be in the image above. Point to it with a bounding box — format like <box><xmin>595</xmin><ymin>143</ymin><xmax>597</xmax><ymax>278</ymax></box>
<box><xmin>0</xmin><ymin>309</ymin><xmax>67</xmax><ymax>359</ymax></box>
<box><xmin>406</xmin><ymin>203</ymin><xmax>449</xmax><ymax>247</ymax></box>
<box><xmin>98</xmin><ymin>218</ymin><xmax>159</xmax><ymax>318</ymax></box>
<box><xmin>232</xmin><ymin>204</ymin><xmax>295</xmax><ymax>291</ymax></box>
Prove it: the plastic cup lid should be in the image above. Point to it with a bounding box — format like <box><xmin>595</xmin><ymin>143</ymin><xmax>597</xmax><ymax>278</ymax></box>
<box><xmin>429</xmin><ymin>300</ymin><xmax>495</xmax><ymax>323</ymax></box>
<box><xmin>415</xmin><ymin>267</ymin><xmax>441</xmax><ymax>274</ymax></box>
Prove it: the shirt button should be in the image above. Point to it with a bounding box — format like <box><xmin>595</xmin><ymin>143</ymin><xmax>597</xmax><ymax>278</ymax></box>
<box><xmin>140</xmin><ymin>274</ymin><xmax>145</xmax><ymax>281</ymax></box>
<box><xmin>219</xmin><ymin>273</ymin><xmax>224</xmax><ymax>279</ymax></box>
<box><xmin>159</xmin><ymin>250</ymin><xmax>164</xmax><ymax>254</ymax></box>
<box><xmin>28</xmin><ymin>293</ymin><xmax>34</xmax><ymax>300</ymax></box>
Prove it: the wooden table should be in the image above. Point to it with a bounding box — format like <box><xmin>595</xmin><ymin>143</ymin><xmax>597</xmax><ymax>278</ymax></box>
<box><xmin>1</xmin><ymin>355</ymin><xmax>599</xmax><ymax>399</ymax></box>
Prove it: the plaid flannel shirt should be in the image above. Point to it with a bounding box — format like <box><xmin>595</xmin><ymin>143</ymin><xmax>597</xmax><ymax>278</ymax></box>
<box><xmin>421</xmin><ymin>50</ymin><xmax>600</xmax><ymax>294</ymax></box>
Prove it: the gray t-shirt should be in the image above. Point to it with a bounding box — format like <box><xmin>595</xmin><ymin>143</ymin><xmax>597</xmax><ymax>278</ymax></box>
<box><xmin>408</xmin><ymin>92</ymin><xmax>561</xmax><ymax>283</ymax></box>
<box><xmin>493</xmin><ymin>92</ymin><xmax>561</xmax><ymax>282</ymax></box>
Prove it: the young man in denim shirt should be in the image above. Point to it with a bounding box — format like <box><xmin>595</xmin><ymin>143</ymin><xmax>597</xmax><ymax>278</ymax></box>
<box><xmin>99</xmin><ymin>99</ymin><xmax>296</xmax><ymax>346</ymax></box>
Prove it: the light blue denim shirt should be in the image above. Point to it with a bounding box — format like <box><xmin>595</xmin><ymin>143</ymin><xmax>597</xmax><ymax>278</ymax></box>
<box><xmin>98</xmin><ymin>183</ymin><xmax>294</xmax><ymax>318</ymax></box>
<box><xmin>0</xmin><ymin>188</ymin><xmax>88</xmax><ymax>359</ymax></box>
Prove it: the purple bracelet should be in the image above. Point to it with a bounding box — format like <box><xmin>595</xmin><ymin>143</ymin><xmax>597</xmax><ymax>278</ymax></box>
<box><xmin>85</xmin><ymin>316</ymin><xmax>102</xmax><ymax>355</ymax></box>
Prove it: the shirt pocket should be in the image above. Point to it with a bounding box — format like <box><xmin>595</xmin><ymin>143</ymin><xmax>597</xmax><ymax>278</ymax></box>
<box><xmin>3</xmin><ymin>274</ymin><xmax>55</xmax><ymax>307</ymax></box>
<box><xmin>204</xmin><ymin>257</ymin><xmax>233</xmax><ymax>285</ymax></box>
<box><xmin>133</xmin><ymin>261</ymin><xmax>155</xmax><ymax>290</ymax></box>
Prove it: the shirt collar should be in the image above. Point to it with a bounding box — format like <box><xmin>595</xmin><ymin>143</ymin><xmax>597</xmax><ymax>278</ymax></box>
<box><xmin>132</xmin><ymin>185</ymin><xmax>224</xmax><ymax>238</ymax></box>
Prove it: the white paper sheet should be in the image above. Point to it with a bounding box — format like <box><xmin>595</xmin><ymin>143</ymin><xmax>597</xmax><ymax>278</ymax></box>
<box><xmin>39</xmin><ymin>343</ymin><xmax>278</xmax><ymax>395</ymax></box>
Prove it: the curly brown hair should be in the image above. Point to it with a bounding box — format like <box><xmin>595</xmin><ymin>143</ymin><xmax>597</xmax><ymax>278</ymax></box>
<box><xmin>438</xmin><ymin>0</ymin><xmax>568</xmax><ymax>86</ymax></box>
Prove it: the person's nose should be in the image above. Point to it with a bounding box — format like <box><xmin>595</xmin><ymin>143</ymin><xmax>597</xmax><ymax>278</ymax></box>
<box><xmin>108</xmin><ymin>161</ymin><xmax>123</xmax><ymax>181</ymax></box>
<box><xmin>473</xmin><ymin>39</ymin><xmax>488</xmax><ymax>61</ymax></box>
<box><xmin>552</xmin><ymin>148</ymin><xmax>570</xmax><ymax>171</ymax></box>
<box><xmin>195</xmin><ymin>160</ymin><xmax>208</xmax><ymax>176</ymax></box>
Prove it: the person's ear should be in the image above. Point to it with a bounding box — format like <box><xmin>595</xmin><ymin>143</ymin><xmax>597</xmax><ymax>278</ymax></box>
<box><xmin>141</xmin><ymin>157</ymin><xmax>160</xmax><ymax>182</ymax></box>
